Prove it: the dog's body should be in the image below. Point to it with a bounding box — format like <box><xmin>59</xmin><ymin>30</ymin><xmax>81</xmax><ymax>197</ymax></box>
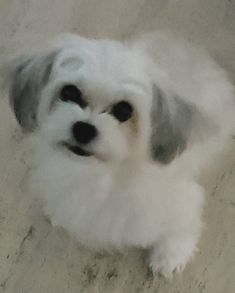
<box><xmin>5</xmin><ymin>32</ymin><xmax>235</xmax><ymax>276</ymax></box>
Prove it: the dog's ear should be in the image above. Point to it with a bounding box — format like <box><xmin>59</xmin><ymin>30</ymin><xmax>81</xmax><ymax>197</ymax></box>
<box><xmin>5</xmin><ymin>51</ymin><xmax>58</xmax><ymax>131</ymax></box>
<box><xmin>150</xmin><ymin>85</ymin><xmax>195</xmax><ymax>164</ymax></box>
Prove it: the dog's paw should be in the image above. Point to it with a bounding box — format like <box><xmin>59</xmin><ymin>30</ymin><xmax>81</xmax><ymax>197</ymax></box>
<box><xmin>148</xmin><ymin>250</ymin><xmax>188</xmax><ymax>278</ymax></box>
<box><xmin>148</xmin><ymin>238</ymin><xmax>197</xmax><ymax>278</ymax></box>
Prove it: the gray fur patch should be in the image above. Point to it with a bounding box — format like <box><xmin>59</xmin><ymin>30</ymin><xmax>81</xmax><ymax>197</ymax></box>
<box><xmin>10</xmin><ymin>51</ymin><xmax>58</xmax><ymax>131</ymax></box>
<box><xmin>151</xmin><ymin>86</ymin><xmax>194</xmax><ymax>164</ymax></box>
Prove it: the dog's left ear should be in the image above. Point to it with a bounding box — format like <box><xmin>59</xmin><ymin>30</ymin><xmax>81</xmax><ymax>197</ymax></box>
<box><xmin>150</xmin><ymin>85</ymin><xmax>195</xmax><ymax>164</ymax></box>
<box><xmin>4</xmin><ymin>51</ymin><xmax>58</xmax><ymax>132</ymax></box>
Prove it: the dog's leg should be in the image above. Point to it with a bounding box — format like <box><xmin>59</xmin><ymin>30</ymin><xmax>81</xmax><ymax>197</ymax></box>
<box><xmin>148</xmin><ymin>182</ymin><xmax>204</xmax><ymax>278</ymax></box>
<box><xmin>148</xmin><ymin>232</ymin><xmax>199</xmax><ymax>278</ymax></box>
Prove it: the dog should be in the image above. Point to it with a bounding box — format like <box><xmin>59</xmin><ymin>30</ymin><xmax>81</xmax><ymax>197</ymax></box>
<box><xmin>4</xmin><ymin>31</ymin><xmax>235</xmax><ymax>277</ymax></box>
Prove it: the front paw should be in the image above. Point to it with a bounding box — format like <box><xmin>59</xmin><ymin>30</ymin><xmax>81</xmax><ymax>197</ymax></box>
<box><xmin>148</xmin><ymin>238</ymin><xmax>198</xmax><ymax>278</ymax></box>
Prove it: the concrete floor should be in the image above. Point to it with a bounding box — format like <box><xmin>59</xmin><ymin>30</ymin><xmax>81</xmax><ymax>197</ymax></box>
<box><xmin>0</xmin><ymin>1</ymin><xmax>235</xmax><ymax>292</ymax></box>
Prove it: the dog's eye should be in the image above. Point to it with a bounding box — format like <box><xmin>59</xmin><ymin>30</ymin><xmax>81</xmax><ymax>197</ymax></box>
<box><xmin>60</xmin><ymin>85</ymin><xmax>87</xmax><ymax>108</ymax></box>
<box><xmin>111</xmin><ymin>101</ymin><xmax>133</xmax><ymax>122</ymax></box>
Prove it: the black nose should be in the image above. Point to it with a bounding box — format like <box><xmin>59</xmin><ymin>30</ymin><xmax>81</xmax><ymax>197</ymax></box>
<box><xmin>72</xmin><ymin>121</ymin><xmax>98</xmax><ymax>144</ymax></box>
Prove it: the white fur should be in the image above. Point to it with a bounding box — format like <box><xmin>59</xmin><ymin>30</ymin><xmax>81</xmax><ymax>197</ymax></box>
<box><xmin>7</xmin><ymin>32</ymin><xmax>235</xmax><ymax>277</ymax></box>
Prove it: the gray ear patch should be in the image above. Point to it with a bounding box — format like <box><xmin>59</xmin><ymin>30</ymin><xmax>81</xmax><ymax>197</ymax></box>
<box><xmin>9</xmin><ymin>51</ymin><xmax>58</xmax><ymax>131</ymax></box>
<box><xmin>151</xmin><ymin>86</ymin><xmax>194</xmax><ymax>164</ymax></box>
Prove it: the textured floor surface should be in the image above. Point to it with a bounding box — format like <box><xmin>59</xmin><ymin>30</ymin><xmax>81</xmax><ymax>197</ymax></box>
<box><xmin>0</xmin><ymin>1</ymin><xmax>235</xmax><ymax>292</ymax></box>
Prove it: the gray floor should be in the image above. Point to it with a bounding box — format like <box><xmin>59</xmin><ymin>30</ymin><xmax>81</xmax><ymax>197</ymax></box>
<box><xmin>0</xmin><ymin>1</ymin><xmax>235</xmax><ymax>292</ymax></box>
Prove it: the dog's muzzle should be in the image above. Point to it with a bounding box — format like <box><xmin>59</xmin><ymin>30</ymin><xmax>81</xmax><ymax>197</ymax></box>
<box><xmin>60</xmin><ymin>121</ymin><xmax>98</xmax><ymax>157</ymax></box>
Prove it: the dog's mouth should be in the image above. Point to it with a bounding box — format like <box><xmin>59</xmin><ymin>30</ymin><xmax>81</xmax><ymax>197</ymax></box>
<box><xmin>62</xmin><ymin>142</ymin><xmax>92</xmax><ymax>157</ymax></box>
<box><xmin>60</xmin><ymin>142</ymin><xmax>108</xmax><ymax>161</ymax></box>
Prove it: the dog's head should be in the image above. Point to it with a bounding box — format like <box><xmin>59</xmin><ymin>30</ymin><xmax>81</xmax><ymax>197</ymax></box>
<box><xmin>6</xmin><ymin>35</ymin><xmax>196</xmax><ymax>164</ymax></box>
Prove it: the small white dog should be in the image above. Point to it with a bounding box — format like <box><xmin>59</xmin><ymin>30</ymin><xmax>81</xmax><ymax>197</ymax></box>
<box><xmin>5</xmin><ymin>32</ymin><xmax>235</xmax><ymax>276</ymax></box>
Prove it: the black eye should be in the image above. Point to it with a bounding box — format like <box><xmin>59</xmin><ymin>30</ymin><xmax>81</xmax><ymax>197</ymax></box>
<box><xmin>60</xmin><ymin>84</ymin><xmax>87</xmax><ymax>108</ymax></box>
<box><xmin>111</xmin><ymin>101</ymin><xmax>133</xmax><ymax>122</ymax></box>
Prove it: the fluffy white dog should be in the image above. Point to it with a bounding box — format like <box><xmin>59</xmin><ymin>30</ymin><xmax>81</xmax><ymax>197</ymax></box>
<box><xmin>4</xmin><ymin>32</ymin><xmax>235</xmax><ymax>276</ymax></box>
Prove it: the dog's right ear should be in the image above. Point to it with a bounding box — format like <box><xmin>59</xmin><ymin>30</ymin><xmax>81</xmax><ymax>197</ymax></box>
<box><xmin>2</xmin><ymin>50</ymin><xmax>58</xmax><ymax>132</ymax></box>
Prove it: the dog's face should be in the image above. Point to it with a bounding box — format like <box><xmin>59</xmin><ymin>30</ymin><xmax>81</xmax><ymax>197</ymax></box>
<box><xmin>7</xmin><ymin>35</ymin><xmax>195</xmax><ymax>164</ymax></box>
<box><xmin>8</xmin><ymin>36</ymin><xmax>154</xmax><ymax>163</ymax></box>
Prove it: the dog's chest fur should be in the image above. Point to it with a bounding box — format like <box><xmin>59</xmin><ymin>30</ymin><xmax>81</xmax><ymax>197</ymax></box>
<box><xmin>30</xmin><ymin>143</ymin><xmax>202</xmax><ymax>251</ymax></box>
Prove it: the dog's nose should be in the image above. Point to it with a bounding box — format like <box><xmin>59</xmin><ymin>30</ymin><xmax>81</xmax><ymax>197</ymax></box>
<box><xmin>72</xmin><ymin>121</ymin><xmax>98</xmax><ymax>144</ymax></box>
